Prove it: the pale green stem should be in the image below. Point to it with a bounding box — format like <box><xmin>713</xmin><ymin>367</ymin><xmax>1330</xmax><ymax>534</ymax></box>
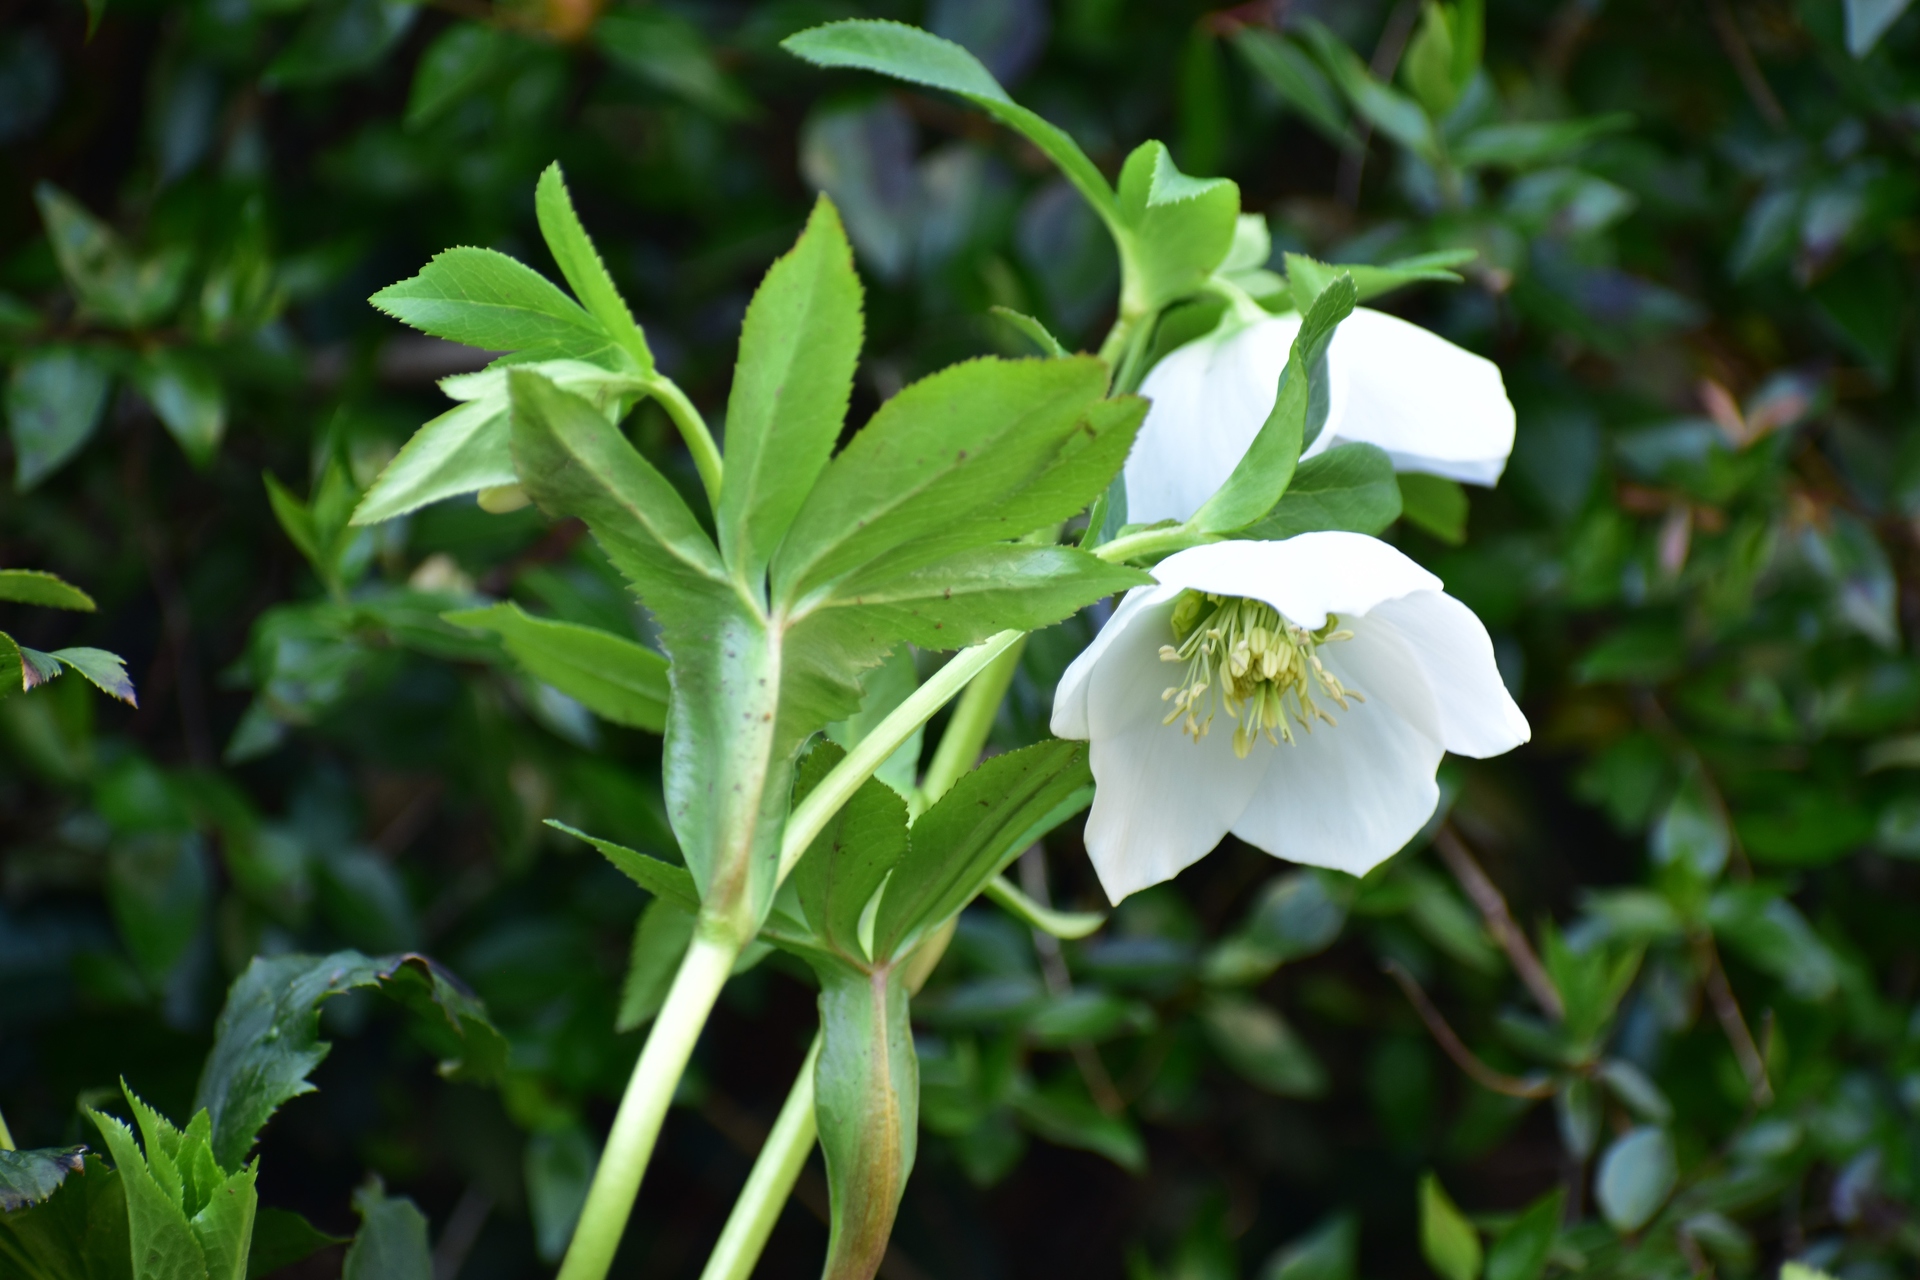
<box><xmin>0</xmin><ymin>1104</ymin><xmax>14</xmax><ymax>1151</ymax></box>
<box><xmin>915</xmin><ymin>636</ymin><xmax>1028</xmax><ymax>814</ymax></box>
<box><xmin>1094</xmin><ymin>523</ymin><xmax>1204</xmax><ymax>565</ymax></box>
<box><xmin>646</xmin><ymin>376</ymin><xmax>724</xmax><ymax>508</ymax></box>
<box><xmin>558</xmin><ymin>924</ymin><xmax>743</xmax><ymax>1280</ymax></box>
<box><xmin>779</xmin><ymin>629</ymin><xmax>1024</xmax><ymax>885</ymax></box>
<box><xmin>697</xmin><ymin>1033</ymin><xmax>823</xmax><ymax>1280</ymax></box>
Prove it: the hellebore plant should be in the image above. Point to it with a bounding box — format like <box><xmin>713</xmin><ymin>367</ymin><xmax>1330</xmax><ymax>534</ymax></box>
<box><xmin>341</xmin><ymin>18</ymin><xmax>1529</xmax><ymax>1280</ymax></box>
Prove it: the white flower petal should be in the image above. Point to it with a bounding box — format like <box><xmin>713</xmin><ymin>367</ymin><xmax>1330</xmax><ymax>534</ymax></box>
<box><xmin>1152</xmin><ymin>534</ymin><xmax>1442</xmax><ymax>631</ymax></box>
<box><xmin>1080</xmin><ymin>596</ymin><xmax>1270</xmax><ymax>902</ymax></box>
<box><xmin>1125</xmin><ymin>317</ymin><xmax>1298</xmax><ymax>525</ymax></box>
<box><xmin>1359</xmin><ymin>592</ymin><xmax>1531</xmax><ymax>757</ymax></box>
<box><xmin>1051</xmin><ymin>582</ymin><xmax>1182</xmax><ymax>740</ymax></box>
<box><xmin>1227</xmin><ymin>663</ymin><xmax>1444</xmax><ymax>878</ymax></box>
<box><xmin>1305</xmin><ymin>308</ymin><xmax>1515</xmax><ymax>486</ymax></box>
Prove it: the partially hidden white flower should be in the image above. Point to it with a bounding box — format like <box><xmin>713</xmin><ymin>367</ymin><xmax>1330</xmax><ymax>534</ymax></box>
<box><xmin>1124</xmin><ymin>308</ymin><xmax>1516</xmax><ymax>526</ymax></box>
<box><xmin>1052</xmin><ymin>533</ymin><xmax>1529</xmax><ymax>903</ymax></box>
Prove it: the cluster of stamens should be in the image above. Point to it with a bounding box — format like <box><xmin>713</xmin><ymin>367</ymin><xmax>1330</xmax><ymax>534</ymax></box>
<box><xmin>1159</xmin><ymin>590</ymin><xmax>1361</xmax><ymax>758</ymax></box>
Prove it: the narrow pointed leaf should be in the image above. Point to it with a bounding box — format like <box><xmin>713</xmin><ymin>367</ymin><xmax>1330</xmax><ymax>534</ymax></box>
<box><xmin>370</xmin><ymin>247</ymin><xmax>617</xmax><ymax>364</ymax></box>
<box><xmin>1193</xmin><ymin>273</ymin><xmax>1356</xmax><ymax>534</ymax></box>
<box><xmin>0</xmin><ymin>569</ymin><xmax>96</xmax><ymax>611</ymax></box>
<box><xmin>873</xmin><ymin>740</ymin><xmax>1092</xmax><ymax>960</ymax></box>
<box><xmin>719</xmin><ymin>195</ymin><xmax>864</xmax><ymax>582</ymax></box>
<box><xmin>50</xmin><ymin>647</ymin><xmax>137</xmax><ymax>705</ymax></box>
<box><xmin>547</xmin><ymin>820</ymin><xmax>698</xmax><ymax>913</ymax></box>
<box><xmin>534</xmin><ymin>163</ymin><xmax>653</xmax><ymax>374</ymax></box>
<box><xmin>782</xmin><ymin>21</ymin><xmax>1115</xmax><ymax>221</ymax></box>
<box><xmin>792</xmin><ymin>742</ymin><xmax>910</xmax><ymax>959</ymax></box>
<box><xmin>446</xmin><ymin>602</ymin><xmax>668</xmax><ymax>731</ymax></box>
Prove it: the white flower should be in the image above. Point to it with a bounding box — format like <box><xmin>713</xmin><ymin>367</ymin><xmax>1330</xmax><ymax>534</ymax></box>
<box><xmin>1124</xmin><ymin>309</ymin><xmax>1516</xmax><ymax>526</ymax></box>
<box><xmin>1052</xmin><ymin>534</ymin><xmax>1529</xmax><ymax>902</ymax></box>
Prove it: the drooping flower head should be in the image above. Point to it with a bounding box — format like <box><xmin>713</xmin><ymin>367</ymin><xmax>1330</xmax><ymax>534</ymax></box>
<box><xmin>1125</xmin><ymin>309</ymin><xmax>1516</xmax><ymax>526</ymax></box>
<box><xmin>1052</xmin><ymin>534</ymin><xmax>1529</xmax><ymax>902</ymax></box>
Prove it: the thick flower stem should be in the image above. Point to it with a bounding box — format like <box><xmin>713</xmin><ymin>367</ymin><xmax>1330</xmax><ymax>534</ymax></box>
<box><xmin>779</xmin><ymin>630</ymin><xmax>1024</xmax><ymax>884</ymax></box>
<box><xmin>558</xmin><ymin>924</ymin><xmax>743</xmax><ymax>1280</ymax></box>
<box><xmin>698</xmin><ymin>1033</ymin><xmax>824</xmax><ymax>1280</ymax></box>
<box><xmin>1094</xmin><ymin>523</ymin><xmax>1205</xmax><ymax>565</ymax></box>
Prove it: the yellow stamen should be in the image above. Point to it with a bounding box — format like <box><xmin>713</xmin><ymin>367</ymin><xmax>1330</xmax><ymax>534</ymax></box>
<box><xmin>1159</xmin><ymin>591</ymin><xmax>1361</xmax><ymax>757</ymax></box>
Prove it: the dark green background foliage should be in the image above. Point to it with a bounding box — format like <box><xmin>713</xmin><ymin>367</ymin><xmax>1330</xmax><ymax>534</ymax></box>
<box><xmin>2</xmin><ymin>0</ymin><xmax>1918</xmax><ymax>1277</ymax></box>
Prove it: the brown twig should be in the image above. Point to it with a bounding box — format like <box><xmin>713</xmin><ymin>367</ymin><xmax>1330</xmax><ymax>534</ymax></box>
<box><xmin>1433</xmin><ymin>825</ymin><xmax>1567</xmax><ymax>1022</ymax></box>
<box><xmin>1693</xmin><ymin>932</ymin><xmax>1774</xmax><ymax>1108</ymax></box>
<box><xmin>1019</xmin><ymin>847</ymin><xmax>1127</xmax><ymax>1115</ymax></box>
<box><xmin>1336</xmin><ymin>0</ymin><xmax>1420</xmax><ymax>208</ymax></box>
<box><xmin>1383</xmin><ymin>960</ymin><xmax>1558</xmax><ymax>1099</ymax></box>
<box><xmin>1706</xmin><ymin>0</ymin><xmax>1787</xmax><ymax>130</ymax></box>
<box><xmin>431</xmin><ymin>1184</ymin><xmax>493</xmax><ymax>1280</ymax></box>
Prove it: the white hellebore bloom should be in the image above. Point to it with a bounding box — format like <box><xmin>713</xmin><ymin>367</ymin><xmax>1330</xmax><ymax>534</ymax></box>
<box><xmin>1124</xmin><ymin>308</ymin><xmax>1516</xmax><ymax>525</ymax></box>
<box><xmin>1052</xmin><ymin>533</ymin><xmax>1529</xmax><ymax>903</ymax></box>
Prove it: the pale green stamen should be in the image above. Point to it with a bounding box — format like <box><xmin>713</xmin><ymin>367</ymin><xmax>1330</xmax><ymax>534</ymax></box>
<box><xmin>1159</xmin><ymin>590</ymin><xmax>1360</xmax><ymax>758</ymax></box>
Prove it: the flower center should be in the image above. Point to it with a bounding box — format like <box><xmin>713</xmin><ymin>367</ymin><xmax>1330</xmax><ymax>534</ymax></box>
<box><xmin>1159</xmin><ymin>590</ymin><xmax>1361</xmax><ymax>758</ymax></box>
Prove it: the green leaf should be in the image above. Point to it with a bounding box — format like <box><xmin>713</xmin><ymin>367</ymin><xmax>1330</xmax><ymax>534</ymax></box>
<box><xmin>370</xmin><ymin>248</ymin><xmax>617</xmax><ymax>365</ymax></box>
<box><xmin>1203</xmin><ymin>870</ymin><xmax>1352</xmax><ymax>985</ymax></box>
<box><xmin>1193</xmin><ymin>274</ymin><xmax>1356</xmax><ymax>534</ymax></box>
<box><xmin>792</xmin><ymin>741</ymin><xmax>910</xmax><ymax>960</ymax></box>
<box><xmin>48</xmin><ymin>648</ymin><xmax>137</xmax><ymax>705</ymax></box>
<box><xmin>341</xmin><ymin>1181</ymin><xmax>430</xmax><ymax>1280</ymax></box>
<box><xmin>90</xmin><ymin>1084</ymin><xmax>258</xmax><ymax>1280</ymax></box>
<box><xmin>1298</xmin><ymin>22</ymin><xmax>1436</xmax><ymax>159</ymax></box>
<box><xmin>405</xmin><ymin>22</ymin><xmax>505</xmax><ymax>129</ymax></box>
<box><xmin>0</xmin><ymin>569</ymin><xmax>96</xmax><ymax>611</ymax></box>
<box><xmin>509</xmin><ymin>370</ymin><xmax>728</xmax><ymax>610</ymax></box>
<box><xmin>718</xmin><ymin>195</ymin><xmax>864</xmax><ymax>583</ymax></box>
<box><xmin>1706</xmin><ymin>887</ymin><xmax>1841</xmax><ymax>1001</ymax></box>
<box><xmin>1650</xmin><ymin>766</ymin><xmax>1729</xmax><ymax>881</ymax></box>
<box><xmin>782</xmin><ymin>21</ymin><xmax>1115</xmax><ymax>222</ymax></box>
<box><xmin>547</xmin><ymin>820</ymin><xmax>698</xmax><ymax>914</ymax></box>
<box><xmin>1417</xmin><ymin>1173</ymin><xmax>1482</xmax><ymax>1280</ymax></box>
<box><xmin>818</xmin><ymin>545</ymin><xmax>1149</xmax><ymax>649</ymax></box>
<box><xmin>0</xmin><ymin>1154</ymin><xmax>131</xmax><ymax>1280</ymax></box>
<box><xmin>873</xmin><ymin>740</ymin><xmax>1093</xmax><ymax>961</ymax></box>
<box><xmin>595</xmin><ymin>10</ymin><xmax>756</xmax><ymax>120</ymax></box>
<box><xmin>35</xmin><ymin>183</ymin><xmax>190</xmax><ymax>328</ymax></box>
<box><xmin>990</xmin><ymin>307</ymin><xmax>1068</xmax><ymax>357</ymax></box>
<box><xmin>772</xmin><ymin>356</ymin><xmax>1112</xmax><ymax>602</ymax></box>
<box><xmin>833</xmin><ymin>392</ymin><xmax>1148</xmax><ymax>589</ymax></box>
<box><xmin>1199</xmin><ymin>995</ymin><xmax>1327</xmax><ymax>1097</ymax></box>
<box><xmin>525</xmin><ymin>1126</ymin><xmax>598</xmax><ymax>1264</ymax></box>
<box><xmin>510</xmin><ymin>370</ymin><xmax>785</xmax><ymax>913</ymax></box>
<box><xmin>0</xmin><ymin>1148</ymin><xmax>87</xmax><ymax>1212</ymax></box>
<box><xmin>7</xmin><ymin>639</ymin><xmax>65</xmax><ymax>694</ymax></box>
<box><xmin>812</xmin><ymin>962</ymin><xmax>917</xmax><ymax>1280</ymax></box>
<box><xmin>1114</xmin><ymin>141</ymin><xmax>1242</xmax><ymax>314</ymax></box>
<box><xmin>1010</xmin><ymin>1075</ymin><xmax>1144</xmax><ymax>1172</ymax></box>
<box><xmin>1284</xmin><ymin>250</ymin><xmax>1473</xmax><ymax>313</ymax></box>
<box><xmin>446</xmin><ymin>602</ymin><xmax>669</xmax><ymax>731</ymax></box>
<box><xmin>350</xmin><ymin>399</ymin><xmax>511</xmax><ymax>524</ymax></box>
<box><xmin>8</xmin><ymin>346</ymin><xmax>113</xmax><ymax>490</ymax></box>
<box><xmin>533</xmin><ymin>163</ymin><xmax>654</xmax><ymax>376</ymax></box>
<box><xmin>87</xmin><ymin>1110</ymin><xmax>207</xmax><ymax>1280</ymax></box>
<box><xmin>133</xmin><ymin>348</ymin><xmax>225</xmax><ymax>467</ymax></box>
<box><xmin>1451</xmin><ymin>115</ymin><xmax>1633</xmax><ymax>170</ymax></box>
<box><xmin>1594</xmin><ymin>1127</ymin><xmax>1676</xmax><ymax>1232</ymax></box>
<box><xmin>1264</xmin><ymin>1212</ymin><xmax>1358</xmax><ymax>1280</ymax></box>
<box><xmin>266</xmin><ymin>0</ymin><xmax>416</xmax><ymax>88</ymax></box>
<box><xmin>983</xmin><ymin>875</ymin><xmax>1104</xmax><ymax>939</ymax></box>
<box><xmin>194</xmin><ymin>951</ymin><xmax>507</xmax><ymax>1170</ymax></box>
<box><xmin>1484</xmin><ymin>1187</ymin><xmax>1562</xmax><ymax>1280</ymax></box>
<box><xmin>1232</xmin><ymin>29</ymin><xmax>1362</xmax><ymax>152</ymax></box>
<box><xmin>1398</xmin><ymin>473</ymin><xmax>1468</xmax><ymax>543</ymax></box>
<box><xmin>247</xmin><ymin>1208</ymin><xmax>347</xmax><ymax>1280</ymax></box>
<box><xmin>615</xmin><ymin>895</ymin><xmax>695</xmax><ymax>1032</ymax></box>
<box><xmin>1242</xmin><ymin>444</ymin><xmax>1402</xmax><ymax>539</ymax></box>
